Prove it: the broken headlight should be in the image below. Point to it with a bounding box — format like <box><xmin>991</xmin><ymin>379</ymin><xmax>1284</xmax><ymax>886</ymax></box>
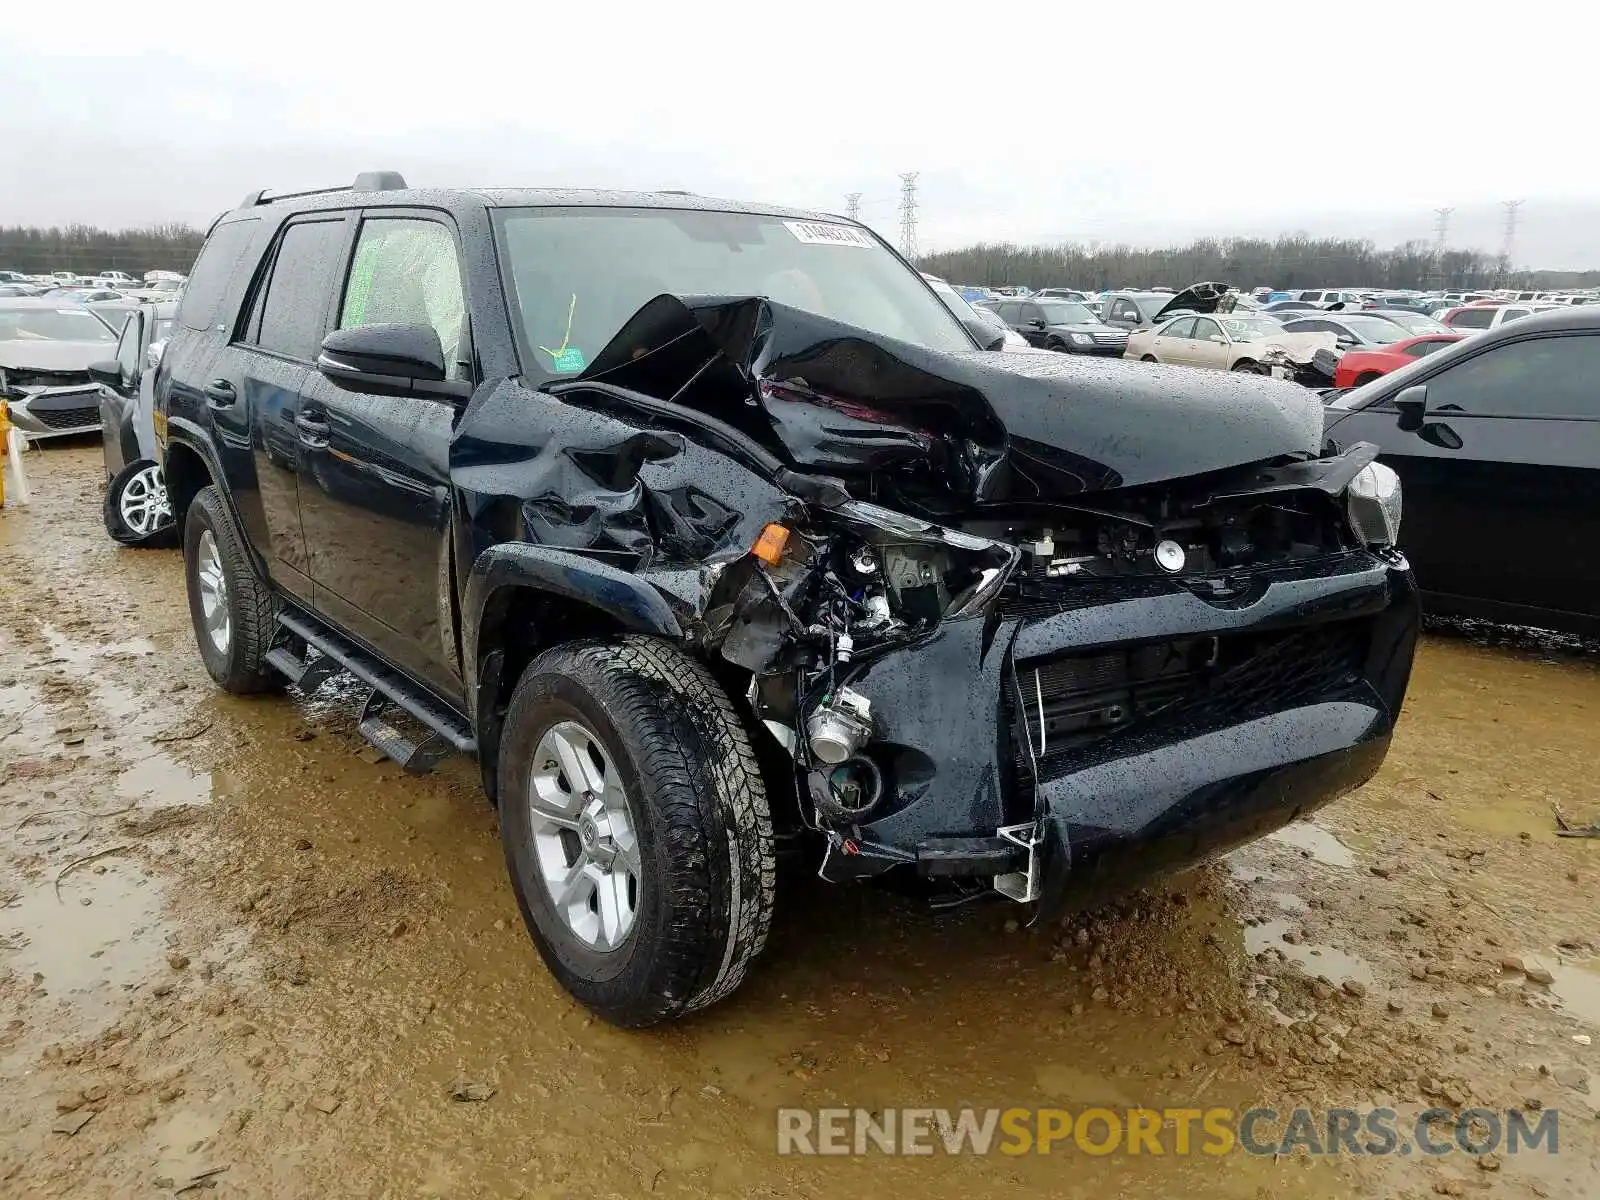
<box><xmin>834</xmin><ymin>501</ymin><xmax>1020</xmax><ymax>622</ymax></box>
<box><xmin>1345</xmin><ymin>462</ymin><xmax>1402</xmax><ymax>546</ymax></box>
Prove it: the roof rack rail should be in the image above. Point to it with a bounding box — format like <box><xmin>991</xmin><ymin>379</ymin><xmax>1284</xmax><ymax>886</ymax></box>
<box><xmin>239</xmin><ymin>171</ymin><xmax>408</xmax><ymax>209</ymax></box>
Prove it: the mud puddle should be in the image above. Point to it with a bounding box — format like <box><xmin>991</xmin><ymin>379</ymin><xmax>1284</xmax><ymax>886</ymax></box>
<box><xmin>3</xmin><ymin>445</ymin><xmax>1599</xmax><ymax>1199</ymax></box>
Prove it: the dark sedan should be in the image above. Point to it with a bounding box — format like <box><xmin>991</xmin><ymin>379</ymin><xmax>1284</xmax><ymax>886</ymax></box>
<box><xmin>1281</xmin><ymin>313</ymin><xmax>1411</xmax><ymax>349</ymax></box>
<box><xmin>1323</xmin><ymin>306</ymin><xmax>1600</xmax><ymax>635</ymax></box>
<box><xmin>984</xmin><ymin>297</ymin><xmax>1129</xmax><ymax>354</ymax></box>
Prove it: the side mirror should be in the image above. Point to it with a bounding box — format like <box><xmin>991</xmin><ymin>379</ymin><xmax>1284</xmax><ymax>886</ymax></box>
<box><xmin>317</xmin><ymin>323</ymin><xmax>469</xmax><ymax>399</ymax></box>
<box><xmin>1028</xmin><ymin>317</ymin><xmax>1046</xmax><ymax>329</ymax></box>
<box><xmin>1336</xmin><ymin>336</ymin><xmax>1356</xmax><ymax>348</ymax></box>
<box><xmin>1395</xmin><ymin>384</ymin><xmax>1428</xmax><ymax>432</ymax></box>
<box><xmin>87</xmin><ymin>360</ymin><xmax>122</xmax><ymax>388</ymax></box>
<box><xmin>1209</xmin><ymin>334</ymin><xmax>1227</xmax><ymax>344</ymax></box>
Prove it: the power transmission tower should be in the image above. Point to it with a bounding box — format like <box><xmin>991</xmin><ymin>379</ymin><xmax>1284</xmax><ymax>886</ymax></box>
<box><xmin>1497</xmin><ymin>199</ymin><xmax>1524</xmax><ymax>284</ymax></box>
<box><xmin>1431</xmin><ymin>207</ymin><xmax>1453</xmax><ymax>289</ymax></box>
<box><xmin>844</xmin><ymin>193</ymin><xmax>862</xmax><ymax>221</ymax></box>
<box><xmin>897</xmin><ymin>172</ymin><xmax>920</xmax><ymax>261</ymax></box>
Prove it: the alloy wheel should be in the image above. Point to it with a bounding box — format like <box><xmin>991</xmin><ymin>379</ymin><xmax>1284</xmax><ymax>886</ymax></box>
<box><xmin>119</xmin><ymin>464</ymin><xmax>172</xmax><ymax>536</ymax></box>
<box><xmin>195</xmin><ymin>529</ymin><xmax>231</xmax><ymax>655</ymax></box>
<box><xmin>527</xmin><ymin>720</ymin><xmax>641</xmax><ymax>951</ymax></box>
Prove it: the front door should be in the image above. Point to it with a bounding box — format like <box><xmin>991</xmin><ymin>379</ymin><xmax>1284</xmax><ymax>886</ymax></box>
<box><xmin>295</xmin><ymin>213</ymin><xmax>470</xmax><ymax>699</ymax></box>
<box><xmin>1187</xmin><ymin>317</ymin><xmax>1232</xmax><ymax>370</ymax></box>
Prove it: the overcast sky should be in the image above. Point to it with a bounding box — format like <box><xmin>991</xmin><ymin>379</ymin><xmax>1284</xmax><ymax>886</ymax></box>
<box><xmin>5</xmin><ymin>3</ymin><xmax>1597</xmax><ymax>266</ymax></box>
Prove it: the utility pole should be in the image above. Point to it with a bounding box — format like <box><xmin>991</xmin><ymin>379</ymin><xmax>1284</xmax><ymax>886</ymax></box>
<box><xmin>897</xmin><ymin>172</ymin><xmax>920</xmax><ymax>261</ymax></box>
<box><xmin>844</xmin><ymin>193</ymin><xmax>862</xmax><ymax>222</ymax></box>
<box><xmin>1498</xmin><ymin>199</ymin><xmax>1524</xmax><ymax>285</ymax></box>
<box><xmin>1431</xmin><ymin>207</ymin><xmax>1453</xmax><ymax>289</ymax></box>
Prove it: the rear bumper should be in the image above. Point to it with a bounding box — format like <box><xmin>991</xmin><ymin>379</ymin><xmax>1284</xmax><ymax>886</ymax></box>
<box><xmin>834</xmin><ymin>552</ymin><xmax>1419</xmax><ymax>905</ymax></box>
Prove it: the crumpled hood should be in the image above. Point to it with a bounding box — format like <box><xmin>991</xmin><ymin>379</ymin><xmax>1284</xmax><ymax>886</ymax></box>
<box><xmin>0</xmin><ymin>339</ymin><xmax>106</xmax><ymax>372</ymax></box>
<box><xmin>571</xmin><ymin>294</ymin><xmax>1325</xmax><ymax>503</ymax></box>
<box><xmin>1252</xmin><ymin>331</ymin><xmax>1340</xmax><ymax>364</ymax></box>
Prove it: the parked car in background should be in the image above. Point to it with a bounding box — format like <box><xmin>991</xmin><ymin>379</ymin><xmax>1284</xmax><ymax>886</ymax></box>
<box><xmin>1440</xmin><ymin>303</ymin><xmax>1557</xmax><ymax>335</ymax></box>
<box><xmin>0</xmin><ymin>299</ymin><xmax>118</xmax><ymax>439</ymax></box>
<box><xmin>0</xmin><ymin>285</ymin><xmax>35</xmax><ymax>298</ymax></box>
<box><xmin>1332</xmin><ymin>333</ymin><xmax>1462</xmax><ymax>388</ymax></box>
<box><xmin>1034</xmin><ymin>287</ymin><xmax>1089</xmax><ymax>301</ymax></box>
<box><xmin>983</xmin><ymin>297</ymin><xmax>1128</xmax><ymax>355</ymax></box>
<box><xmin>1265</xmin><ymin>300</ymin><xmax>1321</xmax><ymax>315</ymax></box>
<box><xmin>1126</xmin><ymin>311</ymin><xmax>1335</xmax><ymax>377</ymax></box>
<box><xmin>1362</xmin><ymin>309</ymin><xmax>1453</xmax><ymax>337</ymax></box>
<box><xmin>97</xmin><ymin>270</ymin><xmax>138</xmax><ymax>286</ymax></box>
<box><xmin>1280</xmin><ymin>313</ymin><xmax>1412</xmax><ymax>349</ymax></box>
<box><xmin>966</xmin><ymin>302</ymin><xmax>1031</xmax><ymax>351</ymax></box>
<box><xmin>1100</xmin><ymin>289</ymin><xmax>1189</xmax><ymax>331</ymax></box>
<box><xmin>1296</xmin><ymin>289</ymin><xmax>1366</xmax><ymax>309</ymax></box>
<box><xmin>1324</xmin><ymin>306</ymin><xmax>1600</xmax><ymax>635</ymax></box>
<box><xmin>90</xmin><ymin>301</ymin><xmax>178</xmax><ymax>546</ymax></box>
<box><xmin>1361</xmin><ymin>294</ymin><xmax>1430</xmax><ymax>311</ymax></box>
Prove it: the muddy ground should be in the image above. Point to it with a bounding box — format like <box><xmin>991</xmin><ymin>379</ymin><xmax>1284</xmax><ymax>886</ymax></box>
<box><xmin>1</xmin><ymin>443</ymin><xmax>1596</xmax><ymax>1199</ymax></box>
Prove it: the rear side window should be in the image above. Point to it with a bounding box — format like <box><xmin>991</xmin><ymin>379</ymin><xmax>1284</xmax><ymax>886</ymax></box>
<box><xmin>250</xmin><ymin>219</ymin><xmax>348</xmax><ymax>361</ymax></box>
<box><xmin>1450</xmin><ymin>308</ymin><xmax>1493</xmax><ymax>329</ymax></box>
<box><xmin>178</xmin><ymin>218</ymin><xmax>261</xmax><ymax>333</ymax></box>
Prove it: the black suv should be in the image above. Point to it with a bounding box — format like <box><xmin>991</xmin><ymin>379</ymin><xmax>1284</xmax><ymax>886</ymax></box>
<box><xmin>156</xmin><ymin>172</ymin><xmax>1419</xmax><ymax>1026</ymax></box>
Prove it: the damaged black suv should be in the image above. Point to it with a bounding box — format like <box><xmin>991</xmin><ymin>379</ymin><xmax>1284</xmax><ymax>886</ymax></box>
<box><xmin>155</xmin><ymin>172</ymin><xmax>1418</xmax><ymax>1026</ymax></box>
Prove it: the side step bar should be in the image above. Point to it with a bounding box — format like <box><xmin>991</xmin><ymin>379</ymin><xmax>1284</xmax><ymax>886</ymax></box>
<box><xmin>270</xmin><ymin>609</ymin><xmax>476</xmax><ymax>774</ymax></box>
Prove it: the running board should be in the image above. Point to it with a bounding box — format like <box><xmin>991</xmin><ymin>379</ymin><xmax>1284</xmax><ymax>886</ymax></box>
<box><xmin>272</xmin><ymin>609</ymin><xmax>476</xmax><ymax>772</ymax></box>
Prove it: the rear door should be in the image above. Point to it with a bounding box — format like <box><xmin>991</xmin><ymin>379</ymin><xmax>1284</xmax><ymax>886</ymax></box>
<box><xmin>222</xmin><ymin>213</ymin><xmax>354</xmax><ymax>604</ymax></box>
<box><xmin>295</xmin><ymin>211</ymin><xmax>469</xmax><ymax>699</ymax></box>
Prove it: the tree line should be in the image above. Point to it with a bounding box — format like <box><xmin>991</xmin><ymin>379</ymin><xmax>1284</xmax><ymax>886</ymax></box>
<box><xmin>0</xmin><ymin>223</ymin><xmax>206</xmax><ymax>276</ymax></box>
<box><xmin>918</xmin><ymin>236</ymin><xmax>1600</xmax><ymax>293</ymax></box>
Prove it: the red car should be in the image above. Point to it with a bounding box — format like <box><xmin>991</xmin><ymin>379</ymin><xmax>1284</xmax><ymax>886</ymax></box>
<box><xmin>1333</xmin><ymin>333</ymin><xmax>1463</xmax><ymax>388</ymax></box>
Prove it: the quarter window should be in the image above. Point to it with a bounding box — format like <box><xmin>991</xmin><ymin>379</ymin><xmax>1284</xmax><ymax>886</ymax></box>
<box><xmin>1425</xmin><ymin>334</ymin><xmax>1600</xmax><ymax>419</ymax></box>
<box><xmin>1449</xmin><ymin>308</ymin><xmax>1494</xmax><ymax>330</ymax></box>
<box><xmin>339</xmin><ymin>218</ymin><xmax>468</xmax><ymax>379</ymax></box>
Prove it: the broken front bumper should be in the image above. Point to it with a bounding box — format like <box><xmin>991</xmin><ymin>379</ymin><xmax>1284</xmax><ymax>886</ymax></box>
<box><xmin>828</xmin><ymin>550</ymin><xmax>1419</xmax><ymax>913</ymax></box>
<box><xmin>4</xmin><ymin>386</ymin><xmax>103</xmax><ymax>438</ymax></box>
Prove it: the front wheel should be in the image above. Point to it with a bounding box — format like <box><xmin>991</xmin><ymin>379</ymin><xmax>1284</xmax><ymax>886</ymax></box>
<box><xmin>498</xmin><ymin>636</ymin><xmax>775</xmax><ymax>1027</ymax></box>
<box><xmin>182</xmin><ymin>485</ymin><xmax>282</xmax><ymax>694</ymax></box>
<box><xmin>1232</xmin><ymin>360</ymin><xmax>1267</xmax><ymax>374</ymax></box>
<box><xmin>1140</xmin><ymin>354</ymin><xmax>1159</xmax><ymax>363</ymax></box>
<box><xmin>104</xmin><ymin>459</ymin><xmax>177</xmax><ymax>548</ymax></box>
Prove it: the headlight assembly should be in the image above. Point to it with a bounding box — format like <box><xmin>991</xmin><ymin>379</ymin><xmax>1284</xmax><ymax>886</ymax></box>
<box><xmin>1346</xmin><ymin>462</ymin><xmax>1402</xmax><ymax>546</ymax></box>
<box><xmin>1068</xmin><ymin>332</ymin><xmax>1092</xmax><ymax>346</ymax></box>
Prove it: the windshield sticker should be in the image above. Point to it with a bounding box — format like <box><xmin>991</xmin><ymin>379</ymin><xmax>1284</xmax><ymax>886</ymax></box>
<box><xmin>784</xmin><ymin>221</ymin><xmax>875</xmax><ymax>249</ymax></box>
<box><xmin>537</xmin><ymin>293</ymin><xmax>586</xmax><ymax>373</ymax></box>
<box><xmin>550</xmin><ymin>346</ymin><xmax>586</xmax><ymax>373</ymax></box>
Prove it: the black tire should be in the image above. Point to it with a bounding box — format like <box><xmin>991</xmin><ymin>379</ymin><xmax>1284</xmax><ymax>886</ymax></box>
<box><xmin>1140</xmin><ymin>354</ymin><xmax>1159</xmax><ymax>363</ymax></box>
<box><xmin>1232</xmin><ymin>359</ymin><xmax>1266</xmax><ymax>374</ymax></box>
<box><xmin>498</xmin><ymin>636</ymin><xmax>775</xmax><ymax>1027</ymax></box>
<box><xmin>1045</xmin><ymin>338</ymin><xmax>1067</xmax><ymax>352</ymax></box>
<box><xmin>182</xmin><ymin>485</ymin><xmax>282</xmax><ymax>695</ymax></box>
<box><xmin>103</xmin><ymin>459</ymin><xmax>178</xmax><ymax>548</ymax></box>
<box><xmin>1354</xmin><ymin>371</ymin><xmax>1383</xmax><ymax>386</ymax></box>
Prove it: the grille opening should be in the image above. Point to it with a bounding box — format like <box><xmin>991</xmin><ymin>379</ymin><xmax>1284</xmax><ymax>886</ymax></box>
<box><xmin>1007</xmin><ymin>621</ymin><xmax>1372</xmax><ymax>778</ymax></box>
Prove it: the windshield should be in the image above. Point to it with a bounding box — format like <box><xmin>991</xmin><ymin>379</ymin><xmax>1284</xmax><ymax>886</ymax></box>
<box><xmin>1338</xmin><ymin>315</ymin><xmax>1408</xmax><ymax>344</ymax></box>
<box><xmin>1219</xmin><ymin>317</ymin><xmax>1282</xmax><ymax>341</ymax></box>
<box><xmin>1374</xmin><ymin>311</ymin><xmax>1448</xmax><ymax>335</ymax></box>
<box><xmin>1038</xmin><ymin>302</ymin><xmax>1097</xmax><ymax>325</ymax></box>
<box><xmin>496</xmin><ymin>208</ymin><xmax>972</xmax><ymax>377</ymax></box>
<box><xmin>0</xmin><ymin>307</ymin><xmax>115</xmax><ymax>342</ymax></box>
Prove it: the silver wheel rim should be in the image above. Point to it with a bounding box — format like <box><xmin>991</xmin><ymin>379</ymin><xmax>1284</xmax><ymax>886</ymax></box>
<box><xmin>528</xmin><ymin>720</ymin><xmax>640</xmax><ymax>951</ymax></box>
<box><xmin>195</xmin><ymin>529</ymin><xmax>231</xmax><ymax>655</ymax></box>
<box><xmin>119</xmin><ymin>464</ymin><xmax>172</xmax><ymax>535</ymax></box>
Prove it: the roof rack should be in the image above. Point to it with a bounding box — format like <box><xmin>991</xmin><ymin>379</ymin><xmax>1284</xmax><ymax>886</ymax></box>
<box><xmin>239</xmin><ymin>170</ymin><xmax>408</xmax><ymax>208</ymax></box>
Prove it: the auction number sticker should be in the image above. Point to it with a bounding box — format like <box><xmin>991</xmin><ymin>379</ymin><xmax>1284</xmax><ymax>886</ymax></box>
<box><xmin>784</xmin><ymin>220</ymin><xmax>875</xmax><ymax>248</ymax></box>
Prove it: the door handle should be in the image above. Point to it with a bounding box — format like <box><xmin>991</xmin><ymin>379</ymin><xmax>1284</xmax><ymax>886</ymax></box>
<box><xmin>295</xmin><ymin>413</ymin><xmax>331</xmax><ymax>446</ymax></box>
<box><xmin>203</xmin><ymin>379</ymin><xmax>236</xmax><ymax>407</ymax></box>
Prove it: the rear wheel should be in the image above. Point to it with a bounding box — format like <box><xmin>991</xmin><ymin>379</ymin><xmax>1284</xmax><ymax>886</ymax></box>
<box><xmin>104</xmin><ymin>459</ymin><xmax>177</xmax><ymax>548</ymax></box>
<box><xmin>182</xmin><ymin>485</ymin><xmax>281</xmax><ymax>694</ymax></box>
<box><xmin>1140</xmin><ymin>354</ymin><xmax>1159</xmax><ymax>363</ymax></box>
<box><xmin>1354</xmin><ymin>371</ymin><xmax>1383</xmax><ymax>386</ymax></box>
<box><xmin>498</xmin><ymin>636</ymin><xmax>775</xmax><ymax>1027</ymax></box>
